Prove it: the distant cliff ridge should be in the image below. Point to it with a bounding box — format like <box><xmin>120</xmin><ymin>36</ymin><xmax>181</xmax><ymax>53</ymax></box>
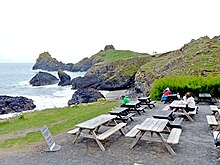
<box><xmin>32</xmin><ymin>38</ymin><xmax>220</xmax><ymax>95</ymax></box>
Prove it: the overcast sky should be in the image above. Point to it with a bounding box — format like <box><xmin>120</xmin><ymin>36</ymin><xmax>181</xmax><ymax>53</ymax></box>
<box><xmin>0</xmin><ymin>0</ymin><xmax>220</xmax><ymax>63</ymax></box>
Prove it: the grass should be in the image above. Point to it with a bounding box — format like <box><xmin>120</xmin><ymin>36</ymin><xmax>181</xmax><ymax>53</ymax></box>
<box><xmin>0</xmin><ymin>100</ymin><xmax>119</xmax><ymax>148</ymax></box>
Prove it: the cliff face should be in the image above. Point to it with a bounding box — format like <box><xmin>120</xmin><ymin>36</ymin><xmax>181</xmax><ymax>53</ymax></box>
<box><xmin>70</xmin><ymin>50</ymin><xmax>151</xmax><ymax>90</ymax></box>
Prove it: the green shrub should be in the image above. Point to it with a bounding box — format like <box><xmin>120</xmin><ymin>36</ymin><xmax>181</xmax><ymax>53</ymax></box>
<box><xmin>150</xmin><ymin>74</ymin><xmax>220</xmax><ymax>100</ymax></box>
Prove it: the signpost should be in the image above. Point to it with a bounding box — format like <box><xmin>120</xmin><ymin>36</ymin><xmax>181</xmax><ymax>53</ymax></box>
<box><xmin>40</xmin><ymin>126</ymin><xmax>61</xmax><ymax>152</ymax></box>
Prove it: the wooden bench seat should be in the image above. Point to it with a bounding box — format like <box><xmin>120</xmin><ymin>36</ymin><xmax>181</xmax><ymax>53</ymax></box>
<box><xmin>166</xmin><ymin>128</ymin><xmax>182</xmax><ymax>144</ymax></box>
<box><xmin>121</xmin><ymin>113</ymin><xmax>135</xmax><ymax>121</ymax></box>
<box><xmin>67</xmin><ymin>128</ymin><xmax>80</xmax><ymax>135</ymax></box>
<box><xmin>97</xmin><ymin>123</ymin><xmax>127</xmax><ymax>140</ymax></box>
<box><xmin>136</xmin><ymin>106</ymin><xmax>146</xmax><ymax>113</ymax></box>
<box><xmin>162</xmin><ymin>105</ymin><xmax>170</xmax><ymax>111</ymax></box>
<box><xmin>177</xmin><ymin>106</ymin><xmax>198</xmax><ymax>116</ymax></box>
<box><xmin>146</xmin><ymin>101</ymin><xmax>156</xmax><ymax>109</ymax></box>
<box><xmin>168</xmin><ymin>117</ymin><xmax>184</xmax><ymax>128</ymax></box>
<box><xmin>125</xmin><ymin>125</ymin><xmax>140</xmax><ymax>138</ymax></box>
<box><xmin>188</xmin><ymin>107</ymin><xmax>197</xmax><ymax>115</ymax></box>
<box><xmin>206</xmin><ymin>115</ymin><xmax>218</xmax><ymax>126</ymax></box>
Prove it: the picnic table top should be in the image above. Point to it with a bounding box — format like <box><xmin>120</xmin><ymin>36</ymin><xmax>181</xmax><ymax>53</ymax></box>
<box><xmin>138</xmin><ymin>97</ymin><xmax>150</xmax><ymax>100</ymax></box>
<box><xmin>168</xmin><ymin>94</ymin><xmax>178</xmax><ymax>97</ymax></box>
<box><xmin>199</xmin><ymin>93</ymin><xmax>212</xmax><ymax>98</ymax></box>
<box><xmin>109</xmin><ymin>107</ymin><xmax>128</xmax><ymax>114</ymax></box>
<box><xmin>137</xmin><ymin>118</ymin><xmax>168</xmax><ymax>132</ymax></box>
<box><xmin>153</xmin><ymin>110</ymin><xmax>173</xmax><ymax>118</ymax></box>
<box><xmin>169</xmin><ymin>100</ymin><xmax>186</xmax><ymax>108</ymax></box>
<box><xmin>75</xmin><ymin>114</ymin><xmax>117</xmax><ymax>130</ymax></box>
<box><xmin>126</xmin><ymin>101</ymin><xmax>140</xmax><ymax>106</ymax></box>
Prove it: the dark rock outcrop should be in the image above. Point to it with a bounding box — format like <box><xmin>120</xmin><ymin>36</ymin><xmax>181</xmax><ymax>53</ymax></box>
<box><xmin>58</xmin><ymin>70</ymin><xmax>71</xmax><ymax>86</ymax></box>
<box><xmin>32</xmin><ymin>52</ymin><xmax>69</xmax><ymax>71</ymax></box>
<box><xmin>0</xmin><ymin>95</ymin><xmax>36</xmax><ymax>114</ymax></box>
<box><xmin>104</xmin><ymin>45</ymin><xmax>115</xmax><ymax>50</ymax></box>
<box><xmin>29</xmin><ymin>71</ymin><xmax>59</xmax><ymax>86</ymax></box>
<box><xmin>71</xmin><ymin>75</ymin><xmax>104</xmax><ymax>89</ymax></box>
<box><xmin>68</xmin><ymin>88</ymin><xmax>105</xmax><ymax>105</ymax></box>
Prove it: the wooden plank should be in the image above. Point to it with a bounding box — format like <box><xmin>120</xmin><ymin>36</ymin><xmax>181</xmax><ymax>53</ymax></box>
<box><xmin>97</xmin><ymin>123</ymin><xmax>127</xmax><ymax>140</ymax></box>
<box><xmin>213</xmin><ymin>131</ymin><xmax>220</xmax><ymax>139</ymax></box>
<box><xmin>206</xmin><ymin>115</ymin><xmax>218</xmax><ymax>126</ymax></box>
<box><xmin>76</xmin><ymin>114</ymin><xmax>117</xmax><ymax>129</ymax></box>
<box><xmin>67</xmin><ymin>128</ymin><xmax>80</xmax><ymax>134</ymax></box>
<box><xmin>167</xmin><ymin>128</ymin><xmax>182</xmax><ymax>144</ymax></box>
<box><xmin>188</xmin><ymin>108</ymin><xmax>197</xmax><ymax>115</ymax></box>
<box><xmin>151</xmin><ymin>119</ymin><xmax>168</xmax><ymax>132</ymax></box>
<box><xmin>125</xmin><ymin>125</ymin><xmax>140</xmax><ymax>138</ymax></box>
<box><xmin>162</xmin><ymin>105</ymin><xmax>170</xmax><ymax>111</ymax></box>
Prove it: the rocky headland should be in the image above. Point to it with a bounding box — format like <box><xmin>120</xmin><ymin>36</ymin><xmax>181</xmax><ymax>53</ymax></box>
<box><xmin>33</xmin><ymin>36</ymin><xmax>220</xmax><ymax>97</ymax></box>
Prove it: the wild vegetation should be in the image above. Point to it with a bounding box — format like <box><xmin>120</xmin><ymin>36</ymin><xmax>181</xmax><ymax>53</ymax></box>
<box><xmin>150</xmin><ymin>74</ymin><xmax>220</xmax><ymax>100</ymax></box>
<box><xmin>0</xmin><ymin>100</ymin><xmax>119</xmax><ymax>148</ymax></box>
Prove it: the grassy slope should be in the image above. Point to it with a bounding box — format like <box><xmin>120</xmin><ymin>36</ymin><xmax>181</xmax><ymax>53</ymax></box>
<box><xmin>140</xmin><ymin>36</ymin><xmax>219</xmax><ymax>76</ymax></box>
<box><xmin>0</xmin><ymin>100</ymin><xmax>119</xmax><ymax>148</ymax></box>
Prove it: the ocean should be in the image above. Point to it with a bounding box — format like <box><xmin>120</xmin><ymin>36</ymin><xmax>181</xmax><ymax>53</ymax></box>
<box><xmin>0</xmin><ymin>63</ymin><xmax>88</xmax><ymax>117</ymax></box>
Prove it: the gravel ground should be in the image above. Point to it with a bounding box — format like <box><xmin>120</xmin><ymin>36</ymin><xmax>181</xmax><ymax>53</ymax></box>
<box><xmin>0</xmin><ymin>102</ymin><xmax>220</xmax><ymax>165</ymax></box>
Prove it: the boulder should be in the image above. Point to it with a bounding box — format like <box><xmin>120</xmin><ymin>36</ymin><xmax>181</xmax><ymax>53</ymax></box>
<box><xmin>0</xmin><ymin>95</ymin><xmax>36</xmax><ymax>114</ymax></box>
<box><xmin>29</xmin><ymin>71</ymin><xmax>59</xmax><ymax>86</ymax></box>
<box><xmin>58</xmin><ymin>70</ymin><xmax>71</xmax><ymax>86</ymax></box>
<box><xmin>68</xmin><ymin>88</ymin><xmax>105</xmax><ymax>105</ymax></box>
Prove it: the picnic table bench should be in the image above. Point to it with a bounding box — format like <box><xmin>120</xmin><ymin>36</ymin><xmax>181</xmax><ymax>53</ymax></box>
<box><xmin>169</xmin><ymin>101</ymin><xmax>198</xmax><ymax>122</ymax></box>
<box><xmin>138</xmin><ymin>97</ymin><xmax>156</xmax><ymax>109</ymax></box>
<box><xmin>125</xmin><ymin>101</ymin><xmax>144</xmax><ymax>115</ymax></box>
<box><xmin>164</xmin><ymin>94</ymin><xmax>179</xmax><ymax>104</ymax></box>
<box><xmin>109</xmin><ymin>107</ymin><xmax>135</xmax><ymax>122</ymax></box>
<box><xmin>127</xmin><ymin>118</ymin><xmax>182</xmax><ymax>155</ymax></box>
<box><xmin>196</xmin><ymin>93</ymin><xmax>217</xmax><ymax>105</ymax></box>
<box><xmin>210</xmin><ymin>105</ymin><xmax>219</xmax><ymax>114</ymax></box>
<box><xmin>68</xmin><ymin>114</ymin><xmax>127</xmax><ymax>151</ymax></box>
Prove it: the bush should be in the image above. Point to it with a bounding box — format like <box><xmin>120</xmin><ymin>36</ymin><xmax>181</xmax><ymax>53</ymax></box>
<box><xmin>150</xmin><ymin>74</ymin><xmax>220</xmax><ymax>100</ymax></box>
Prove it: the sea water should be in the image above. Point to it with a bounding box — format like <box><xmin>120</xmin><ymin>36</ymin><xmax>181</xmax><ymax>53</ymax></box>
<box><xmin>0</xmin><ymin>63</ymin><xmax>87</xmax><ymax>115</ymax></box>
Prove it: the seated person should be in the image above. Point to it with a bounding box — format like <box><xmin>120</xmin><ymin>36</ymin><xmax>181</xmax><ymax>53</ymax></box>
<box><xmin>161</xmin><ymin>87</ymin><xmax>171</xmax><ymax>102</ymax></box>
<box><xmin>121</xmin><ymin>95</ymin><xmax>130</xmax><ymax>107</ymax></box>
<box><xmin>183</xmin><ymin>92</ymin><xmax>195</xmax><ymax>112</ymax></box>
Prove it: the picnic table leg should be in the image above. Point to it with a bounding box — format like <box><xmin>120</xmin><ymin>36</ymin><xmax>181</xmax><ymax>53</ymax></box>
<box><xmin>91</xmin><ymin>130</ymin><xmax>106</xmax><ymax>151</ymax></box>
<box><xmin>72</xmin><ymin>128</ymin><xmax>82</xmax><ymax>144</ymax></box>
<box><xmin>182</xmin><ymin>109</ymin><xmax>194</xmax><ymax>122</ymax></box>
<box><xmin>130</xmin><ymin>131</ymin><xmax>145</xmax><ymax>148</ymax></box>
<box><xmin>156</xmin><ymin>132</ymin><xmax>176</xmax><ymax>155</ymax></box>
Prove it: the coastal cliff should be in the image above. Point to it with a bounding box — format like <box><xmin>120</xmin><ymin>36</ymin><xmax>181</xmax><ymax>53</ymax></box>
<box><xmin>33</xmin><ymin>36</ymin><xmax>220</xmax><ymax>95</ymax></box>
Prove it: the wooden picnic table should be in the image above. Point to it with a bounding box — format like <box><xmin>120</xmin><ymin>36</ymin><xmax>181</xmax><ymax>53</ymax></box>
<box><xmin>169</xmin><ymin>100</ymin><xmax>195</xmax><ymax>122</ymax></box>
<box><xmin>164</xmin><ymin>94</ymin><xmax>179</xmax><ymax>104</ymax></box>
<box><xmin>138</xmin><ymin>97</ymin><xmax>156</xmax><ymax>109</ymax></box>
<box><xmin>125</xmin><ymin>101</ymin><xmax>142</xmax><ymax>115</ymax></box>
<box><xmin>138</xmin><ymin>97</ymin><xmax>150</xmax><ymax>104</ymax></box>
<box><xmin>197</xmin><ymin>93</ymin><xmax>216</xmax><ymax>104</ymax></box>
<box><xmin>130</xmin><ymin>118</ymin><xmax>181</xmax><ymax>155</ymax></box>
<box><xmin>152</xmin><ymin>110</ymin><xmax>173</xmax><ymax>120</ymax></box>
<box><xmin>109</xmin><ymin>107</ymin><xmax>135</xmax><ymax>122</ymax></box>
<box><xmin>210</xmin><ymin>105</ymin><xmax>219</xmax><ymax>114</ymax></box>
<box><xmin>72</xmin><ymin>114</ymin><xmax>126</xmax><ymax>151</ymax></box>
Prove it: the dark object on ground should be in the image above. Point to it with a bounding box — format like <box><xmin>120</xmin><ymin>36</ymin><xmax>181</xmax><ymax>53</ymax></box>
<box><xmin>68</xmin><ymin>88</ymin><xmax>105</xmax><ymax>105</ymax></box>
<box><xmin>29</xmin><ymin>71</ymin><xmax>59</xmax><ymax>86</ymax></box>
<box><xmin>0</xmin><ymin>95</ymin><xmax>36</xmax><ymax>114</ymax></box>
